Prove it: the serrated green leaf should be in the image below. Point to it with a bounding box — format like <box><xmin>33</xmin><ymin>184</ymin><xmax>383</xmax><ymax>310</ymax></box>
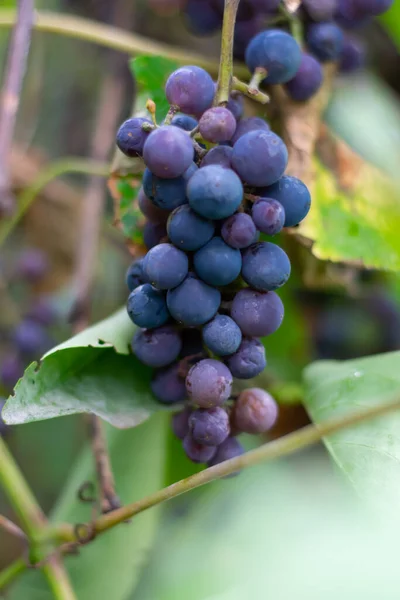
<box><xmin>298</xmin><ymin>157</ymin><xmax>400</xmax><ymax>271</ymax></box>
<box><xmin>9</xmin><ymin>414</ymin><xmax>169</xmax><ymax>600</ymax></box>
<box><xmin>303</xmin><ymin>351</ymin><xmax>400</xmax><ymax>509</ymax></box>
<box><xmin>130</xmin><ymin>55</ymin><xmax>179</xmax><ymax>121</ymax></box>
<box><xmin>3</xmin><ymin>309</ymin><xmax>170</xmax><ymax>428</ymax></box>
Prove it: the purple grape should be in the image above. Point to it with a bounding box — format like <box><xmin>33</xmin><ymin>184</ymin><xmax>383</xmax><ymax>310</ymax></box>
<box><xmin>199</xmin><ymin>107</ymin><xmax>237</xmax><ymax>143</ymax></box>
<box><xmin>116</xmin><ymin>117</ymin><xmax>152</xmax><ymax>157</ymax></box>
<box><xmin>285</xmin><ymin>53</ymin><xmax>324</xmax><ymax>101</ymax></box>
<box><xmin>167</xmin><ymin>205</ymin><xmax>215</xmax><ymax>251</ymax></box>
<box><xmin>226</xmin><ymin>92</ymin><xmax>244</xmax><ymax>121</ymax></box>
<box><xmin>231</xmin><ymin>116</ymin><xmax>270</xmax><ymax>145</ymax></box>
<box><xmin>132</xmin><ymin>325</ymin><xmax>182</xmax><ymax>368</ymax></box>
<box><xmin>151</xmin><ymin>362</ymin><xmax>187</xmax><ymax>404</ymax></box>
<box><xmin>207</xmin><ymin>436</ymin><xmax>245</xmax><ymax>467</ymax></box>
<box><xmin>171</xmin><ymin>114</ymin><xmax>198</xmax><ymax>131</ymax></box>
<box><xmin>258</xmin><ymin>175</ymin><xmax>311</xmax><ymax>227</ymax></box>
<box><xmin>167</xmin><ymin>273</ymin><xmax>221</xmax><ymax>326</ymax></box>
<box><xmin>335</xmin><ymin>0</ymin><xmax>370</xmax><ymax>28</ymax></box>
<box><xmin>125</xmin><ymin>258</ymin><xmax>148</xmax><ymax>292</ymax></box>
<box><xmin>307</xmin><ymin>23</ymin><xmax>344</xmax><ymax>62</ymax></box>
<box><xmin>233</xmin><ymin>388</ymin><xmax>278</xmax><ymax>433</ymax></box>
<box><xmin>13</xmin><ymin>320</ymin><xmax>51</xmax><ymax>356</ymax></box>
<box><xmin>302</xmin><ymin>0</ymin><xmax>337</xmax><ymax>20</ymax></box>
<box><xmin>184</xmin><ymin>0</ymin><xmax>221</xmax><ymax>35</ymax></box>
<box><xmin>143</xmin><ymin>243</ymin><xmax>189</xmax><ymax>290</ymax></box>
<box><xmin>187</xmin><ymin>165</ymin><xmax>243</xmax><ymax>220</ymax></box>
<box><xmin>142</xmin><ymin>165</ymin><xmax>194</xmax><ymax>212</ymax></box>
<box><xmin>246</xmin><ymin>0</ymin><xmax>280</xmax><ymax>12</ymax></box>
<box><xmin>251</xmin><ymin>198</ymin><xmax>285</xmax><ymax>235</ymax></box>
<box><xmin>225</xmin><ymin>337</ymin><xmax>266</xmax><ymax>379</ymax></box>
<box><xmin>221</xmin><ymin>213</ymin><xmax>258</xmax><ymax>249</ymax></box>
<box><xmin>233</xmin><ymin>15</ymin><xmax>264</xmax><ymax>61</ymax></box>
<box><xmin>189</xmin><ymin>407</ymin><xmax>230</xmax><ymax>446</ymax></box>
<box><xmin>143</xmin><ymin>126</ymin><xmax>194</xmax><ymax>179</ymax></box>
<box><xmin>339</xmin><ymin>37</ymin><xmax>365</xmax><ymax>72</ymax></box>
<box><xmin>245</xmin><ymin>29</ymin><xmax>302</xmax><ymax>84</ymax></box>
<box><xmin>231</xmin><ymin>288</ymin><xmax>284</xmax><ymax>337</ymax></box>
<box><xmin>232</xmin><ymin>130</ymin><xmax>288</xmax><ymax>187</ymax></box>
<box><xmin>17</xmin><ymin>249</ymin><xmax>48</xmax><ymax>282</ymax></box>
<box><xmin>200</xmin><ymin>146</ymin><xmax>233</xmax><ymax>169</ymax></box>
<box><xmin>340</xmin><ymin>0</ymin><xmax>393</xmax><ymax>18</ymax></box>
<box><xmin>0</xmin><ymin>355</ymin><xmax>24</xmax><ymax>389</ymax></box>
<box><xmin>186</xmin><ymin>358</ymin><xmax>233</xmax><ymax>407</ymax></box>
<box><xmin>241</xmin><ymin>242</ymin><xmax>291</xmax><ymax>291</ymax></box>
<box><xmin>26</xmin><ymin>298</ymin><xmax>56</xmax><ymax>326</ymax></box>
<box><xmin>138</xmin><ymin>187</ymin><xmax>169</xmax><ymax>223</ymax></box>
<box><xmin>194</xmin><ymin>237</ymin><xmax>242</xmax><ymax>287</ymax></box>
<box><xmin>165</xmin><ymin>66</ymin><xmax>215</xmax><ymax>116</ymax></box>
<box><xmin>202</xmin><ymin>314</ymin><xmax>242</xmax><ymax>356</ymax></box>
<box><xmin>127</xmin><ymin>283</ymin><xmax>169</xmax><ymax>329</ymax></box>
<box><xmin>212</xmin><ymin>0</ymin><xmax>254</xmax><ymax>20</ymax></box>
<box><xmin>182</xmin><ymin>433</ymin><xmax>217</xmax><ymax>463</ymax></box>
<box><xmin>143</xmin><ymin>222</ymin><xmax>167</xmax><ymax>250</ymax></box>
<box><xmin>171</xmin><ymin>407</ymin><xmax>192</xmax><ymax>439</ymax></box>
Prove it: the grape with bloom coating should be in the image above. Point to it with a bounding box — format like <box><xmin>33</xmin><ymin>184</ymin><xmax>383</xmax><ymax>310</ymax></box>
<box><xmin>233</xmin><ymin>388</ymin><xmax>278</xmax><ymax>434</ymax></box>
<box><xmin>232</xmin><ymin>130</ymin><xmax>288</xmax><ymax>187</ymax></box>
<box><xmin>127</xmin><ymin>284</ymin><xmax>169</xmax><ymax>329</ymax></box>
<box><xmin>144</xmin><ymin>243</ymin><xmax>188</xmax><ymax>290</ymax></box>
<box><xmin>172</xmin><ymin>407</ymin><xmax>192</xmax><ymax>439</ymax></box>
<box><xmin>221</xmin><ymin>213</ymin><xmax>258</xmax><ymax>249</ymax></box>
<box><xmin>143</xmin><ymin>222</ymin><xmax>167</xmax><ymax>250</ymax></box>
<box><xmin>189</xmin><ymin>407</ymin><xmax>230</xmax><ymax>446</ymax></box>
<box><xmin>151</xmin><ymin>362</ymin><xmax>187</xmax><ymax>404</ymax></box>
<box><xmin>231</xmin><ymin>289</ymin><xmax>284</xmax><ymax>337</ymax></box>
<box><xmin>165</xmin><ymin>65</ymin><xmax>215</xmax><ymax>116</ymax></box>
<box><xmin>225</xmin><ymin>337</ymin><xmax>266</xmax><ymax>379</ymax></box>
<box><xmin>138</xmin><ymin>187</ymin><xmax>169</xmax><ymax>223</ymax></box>
<box><xmin>167</xmin><ymin>205</ymin><xmax>215</xmax><ymax>251</ymax></box>
<box><xmin>252</xmin><ymin>198</ymin><xmax>285</xmax><ymax>235</ymax></box>
<box><xmin>125</xmin><ymin>258</ymin><xmax>148</xmax><ymax>292</ymax></box>
<box><xmin>231</xmin><ymin>116</ymin><xmax>270</xmax><ymax>145</ymax></box>
<box><xmin>186</xmin><ymin>358</ymin><xmax>233</xmax><ymax>407</ymax></box>
<box><xmin>285</xmin><ymin>53</ymin><xmax>323</xmax><ymax>102</ymax></box>
<box><xmin>245</xmin><ymin>29</ymin><xmax>302</xmax><ymax>84</ymax></box>
<box><xmin>167</xmin><ymin>273</ymin><xmax>221</xmax><ymax>326</ymax></box>
<box><xmin>307</xmin><ymin>23</ymin><xmax>344</xmax><ymax>62</ymax></box>
<box><xmin>143</xmin><ymin>125</ymin><xmax>194</xmax><ymax>179</ymax></box>
<box><xmin>200</xmin><ymin>146</ymin><xmax>233</xmax><ymax>170</ymax></box>
<box><xmin>187</xmin><ymin>165</ymin><xmax>243</xmax><ymax>220</ymax></box>
<box><xmin>182</xmin><ymin>433</ymin><xmax>217</xmax><ymax>463</ymax></box>
<box><xmin>132</xmin><ymin>326</ymin><xmax>182</xmax><ymax>368</ymax></box>
<box><xmin>142</xmin><ymin>165</ymin><xmax>195</xmax><ymax>212</ymax></box>
<box><xmin>194</xmin><ymin>237</ymin><xmax>242</xmax><ymax>287</ymax></box>
<box><xmin>202</xmin><ymin>314</ymin><xmax>242</xmax><ymax>356</ymax></box>
<box><xmin>199</xmin><ymin>107</ymin><xmax>236</xmax><ymax>143</ymax></box>
<box><xmin>171</xmin><ymin>114</ymin><xmax>198</xmax><ymax>131</ymax></box>
<box><xmin>242</xmin><ymin>242</ymin><xmax>291</xmax><ymax>291</ymax></box>
<box><xmin>116</xmin><ymin>117</ymin><xmax>152</xmax><ymax>157</ymax></box>
<box><xmin>259</xmin><ymin>175</ymin><xmax>311</xmax><ymax>227</ymax></box>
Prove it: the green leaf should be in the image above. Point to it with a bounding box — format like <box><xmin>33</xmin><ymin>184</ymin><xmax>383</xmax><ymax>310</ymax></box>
<box><xmin>303</xmin><ymin>351</ymin><xmax>400</xmax><ymax>506</ymax></box>
<box><xmin>10</xmin><ymin>414</ymin><xmax>169</xmax><ymax>600</ymax></box>
<box><xmin>298</xmin><ymin>157</ymin><xmax>400</xmax><ymax>271</ymax></box>
<box><xmin>3</xmin><ymin>309</ymin><xmax>168</xmax><ymax>428</ymax></box>
<box><xmin>130</xmin><ymin>55</ymin><xmax>179</xmax><ymax>121</ymax></box>
<box><xmin>116</xmin><ymin>177</ymin><xmax>143</xmax><ymax>243</ymax></box>
<box><xmin>380</xmin><ymin>2</ymin><xmax>400</xmax><ymax>50</ymax></box>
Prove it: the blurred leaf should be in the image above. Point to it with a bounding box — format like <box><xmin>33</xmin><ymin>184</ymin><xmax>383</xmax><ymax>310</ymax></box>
<box><xmin>10</xmin><ymin>414</ymin><xmax>169</xmax><ymax>600</ymax></box>
<box><xmin>130</xmin><ymin>55</ymin><xmax>179</xmax><ymax>122</ymax></box>
<box><xmin>380</xmin><ymin>2</ymin><xmax>400</xmax><ymax>50</ymax></box>
<box><xmin>3</xmin><ymin>309</ymin><xmax>170</xmax><ymax>428</ymax></box>
<box><xmin>298</xmin><ymin>148</ymin><xmax>400</xmax><ymax>271</ymax></box>
<box><xmin>304</xmin><ymin>351</ymin><xmax>400</xmax><ymax>510</ymax></box>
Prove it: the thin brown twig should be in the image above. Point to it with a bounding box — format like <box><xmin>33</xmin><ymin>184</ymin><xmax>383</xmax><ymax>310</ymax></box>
<box><xmin>0</xmin><ymin>0</ymin><xmax>34</xmax><ymax>215</ymax></box>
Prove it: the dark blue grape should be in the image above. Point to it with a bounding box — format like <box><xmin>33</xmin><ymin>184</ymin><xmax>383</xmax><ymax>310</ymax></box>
<box><xmin>167</xmin><ymin>273</ymin><xmax>221</xmax><ymax>326</ymax></box>
<box><xmin>199</xmin><ymin>107</ymin><xmax>237</xmax><ymax>143</ymax></box>
<box><xmin>142</xmin><ymin>165</ymin><xmax>195</xmax><ymax>212</ymax></box>
<box><xmin>189</xmin><ymin>407</ymin><xmax>230</xmax><ymax>446</ymax></box>
<box><xmin>144</xmin><ymin>243</ymin><xmax>189</xmax><ymax>290</ymax></box>
<box><xmin>245</xmin><ymin>29</ymin><xmax>302</xmax><ymax>84</ymax></box>
<box><xmin>285</xmin><ymin>53</ymin><xmax>323</xmax><ymax>101</ymax></box>
<box><xmin>116</xmin><ymin>117</ymin><xmax>152</xmax><ymax>157</ymax></box>
<box><xmin>127</xmin><ymin>284</ymin><xmax>169</xmax><ymax>328</ymax></box>
<box><xmin>302</xmin><ymin>0</ymin><xmax>337</xmax><ymax>20</ymax></box>
<box><xmin>0</xmin><ymin>355</ymin><xmax>24</xmax><ymax>389</ymax></box>
<box><xmin>259</xmin><ymin>175</ymin><xmax>311</xmax><ymax>227</ymax></box>
<box><xmin>339</xmin><ymin>37</ymin><xmax>365</xmax><ymax>72</ymax></box>
<box><xmin>167</xmin><ymin>205</ymin><xmax>215</xmax><ymax>251</ymax></box>
<box><xmin>186</xmin><ymin>358</ymin><xmax>233</xmax><ymax>407</ymax></box>
<box><xmin>231</xmin><ymin>116</ymin><xmax>270</xmax><ymax>145</ymax></box>
<box><xmin>184</xmin><ymin>0</ymin><xmax>221</xmax><ymax>35</ymax></box>
<box><xmin>233</xmin><ymin>388</ymin><xmax>278</xmax><ymax>433</ymax></box>
<box><xmin>307</xmin><ymin>23</ymin><xmax>344</xmax><ymax>62</ymax></box>
<box><xmin>233</xmin><ymin>15</ymin><xmax>264</xmax><ymax>61</ymax></box>
<box><xmin>132</xmin><ymin>325</ymin><xmax>182</xmax><ymax>368</ymax></box>
<box><xmin>138</xmin><ymin>187</ymin><xmax>169</xmax><ymax>223</ymax></box>
<box><xmin>187</xmin><ymin>165</ymin><xmax>243</xmax><ymax>220</ymax></box>
<box><xmin>182</xmin><ymin>433</ymin><xmax>217</xmax><ymax>463</ymax></box>
<box><xmin>143</xmin><ymin>125</ymin><xmax>194</xmax><ymax>179</ymax></box>
<box><xmin>171</xmin><ymin>407</ymin><xmax>192</xmax><ymax>439</ymax></box>
<box><xmin>165</xmin><ymin>66</ymin><xmax>215</xmax><ymax>116</ymax></box>
<box><xmin>200</xmin><ymin>146</ymin><xmax>233</xmax><ymax>169</ymax></box>
<box><xmin>143</xmin><ymin>221</ymin><xmax>167</xmax><ymax>250</ymax></box>
<box><xmin>202</xmin><ymin>314</ymin><xmax>242</xmax><ymax>356</ymax></box>
<box><xmin>226</xmin><ymin>92</ymin><xmax>244</xmax><ymax>121</ymax></box>
<box><xmin>17</xmin><ymin>248</ymin><xmax>48</xmax><ymax>282</ymax></box>
<box><xmin>251</xmin><ymin>198</ymin><xmax>285</xmax><ymax>235</ymax></box>
<box><xmin>125</xmin><ymin>258</ymin><xmax>148</xmax><ymax>292</ymax></box>
<box><xmin>207</xmin><ymin>436</ymin><xmax>245</xmax><ymax>467</ymax></box>
<box><xmin>221</xmin><ymin>213</ymin><xmax>258</xmax><ymax>249</ymax></box>
<box><xmin>151</xmin><ymin>362</ymin><xmax>187</xmax><ymax>404</ymax></box>
<box><xmin>232</xmin><ymin>130</ymin><xmax>288</xmax><ymax>187</ymax></box>
<box><xmin>194</xmin><ymin>237</ymin><xmax>242</xmax><ymax>287</ymax></box>
<box><xmin>242</xmin><ymin>242</ymin><xmax>291</xmax><ymax>291</ymax></box>
<box><xmin>225</xmin><ymin>337</ymin><xmax>266</xmax><ymax>379</ymax></box>
<box><xmin>231</xmin><ymin>288</ymin><xmax>284</xmax><ymax>337</ymax></box>
<box><xmin>171</xmin><ymin>114</ymin><xmax>198</xmax><ymax>131</ymax></box>
<box><xmin>13</xmin><ymin>321</ymin><xmax>50</xmax><ymax>356</ymax></box>
<box><xmin>26</xmin><ymin>299</ymin><xmax>56</xmax><ymax>326</ymax></box>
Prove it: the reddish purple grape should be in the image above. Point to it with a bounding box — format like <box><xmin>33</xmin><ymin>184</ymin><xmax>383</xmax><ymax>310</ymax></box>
<box><xmin>251</xmin><ymin>198</ymin><xmax>285</xmax><ymax>235</ymax></box>
<box><xmin>189</xmin><ymin>407</ymin><xmax>230</xmax><ymax>446</ymax></box>
<box><xmin>231</xmin><ymin>116</ymin><xmax>270</xmax><ymax>145</ymax></box>
<box><xmin>221</xmin><ymin>213</ymin><xmax>258</xmax><ymax>249</ymax></box>
<box><xmin>143</xmin><ymin>126</ymin><xmax>194</xmax><ymax>179</ymax></box>
<box><xmin>233</xmin><ymin>388</ymin><xmax>278</xmax><ymax>434</ymax></box>
<box><xmin>207</xmin><ymin>436</ymin><xmax>245</xmax><ymax>468</ymax></box>
<box><xmin>116</xmin><ymin>117</ymin><xmax>152</xmax><ymax>157</ymax></box>
<box><xmin>165</xmin><ymin>66</ymin><xmax>215</xmax><ymax>116</ymax></box>
<box><xmin>199</xmin><ymin>107</ymin><xmax>237</xmax><ymax>143</ymax></box>
<box><xmin>231</xmin><ymin>288</ymin><xmax>284</xmax><ymax>337</ymax></box>
<box><xmin>171</xmin><ymin>407</ymin><xmax>192</xmax><ymax>440</ymax></box>
<box><xmin>186</xmin><ymin>358</ymin><xmax>233</xmax><ymax>407</ymax></box>
<box><xmin>182</xmin><ymin>433</ymin><xmax>217</xmax><ymax>463</ymax></box>
<box><xmin>200</xmin><ymin>146</ymin><xmax>233</xmax><ymax>169</ymax></box>
<box><xmin>132</xmin><ymin>326</ymin><xmax>182</xmax><ymax>368</ymax></box>
<box><xmin>151</xmin><ymin>362</ymin><xmax>187</xmax><ymax>404</ymax></box>
<box><xmin>225</xmin><ymin>337</ymin><xmax>266</xmax><ymax>379</ymax></box>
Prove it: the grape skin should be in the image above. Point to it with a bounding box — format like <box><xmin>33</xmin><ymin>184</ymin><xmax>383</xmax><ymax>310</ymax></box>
<box><xmin>138</xmin><ymin>187</ymin><xmax>169</xmax><ymax>223</ymax></box>
<box><xmin>143</xmin><ymin>222</ymin><xmax>167</xmax><ymax>250</ymax></box>
<box><xmin>167</xmin><ymin>273</ymin><xmax>221</xmax><ymax>326</ymax></box>
<box><xmin>125</xmin><ymin>258</ymin><xmax>148</xmax><ymax>292</ymax></box>
<box><xmin>231</xmin><ymin>130</ymin><xmax>288</xmax><ymax>187</ymax></box>
<box><xmin>116</xmin><ymin>117</ymin><xmax>152</xmax><ymax>157</ymax></box>
<box><xmin>258</xmin><ymin>175</ymin><xmax>311</xmax><ymax>228</ymax></box>
<box><xmin>252</xmin><ymin>198</ymin><xmax>285</xmax><ymax>235</ymax></box>
<box><xmin>132</xmin><ymin>326</ymin><xmax>182</xmax><ymax>368</ymax></box>
<box><xmin>182</xmin><ymin>433</ymin><xmax>217</xmax><ymax>463</ymax></box>
<box><xmin>231</xmin><ymin>116</ymin><xmax>270</xmax><ymax>145</ymax></box>
<box><xmin>167</xmin><ymin>205</ymin><xmax>215</xmax><ymax>251</ymax></box>
<box><xmin>199</xmin><ymin>107</ymin><xmax>237</xmax><ymax>143</ymax></box>
<box><xmin>171</xmin><ymin>114</ymin><xmax>198</xmax><ymax>131</ymax></box>
<box><xmin>186</xmin><ymin>358</ymin><xmax>233</xmax><ymax>407</ymax></box>
<box><xmin>207</xmin><ymin>436</ymin><xmax>245</xmax><ymax>468</ymax></box>
<box><xmin>285</xmin><ymin>53</ymin><xmax>323</xmax><ymax>102</ymax></box>
<box><xmin>189</xmin><ymin>407</ymin><xmax>230</xmax><ymax>446</ymax></box>
<box><xmin>225</xmin><ymin>337</ymin><xmax>266</xmax><ymax>379</ymax></box>
<box><xmin>241</xmin><ymin>242</ymin><xmax>291</xmax><ymax>292</ymax></box>
<box><xmin>151</xmin><ymin>362</ymin><xmax>187</xmax><ymax>404</ymax></box>
<box><xmin>202</xmin><ymin>314</ymin><xmax>242</xmax><ymax>356</ymax></box>
<box><xmin>231</xmin><ymin>288</ymin><xmax>284</xmax><ymax>337</ymax></box>
<box><xmin>221</xmin><ymin>213</ymin><xmax>258</xmax><ymax>249</ymax></box>
<box><xmin>233</xmin><ymin>388</ymin><xmax>278</xmax><ymax>434</ymax></box>
<box><xmin>245</xmin><ymin>29</ymin><xmax>302</xmax><ymax>84</ymax></box>
<box><xmin>200</xmin><ymin>146</ymin><xmax>233</xmax><ymax>169</ymax></box>
<box><xmin>171</xmin><ymin>407</ymin><xmax>192</xmax><ymax>439</ymax></box>
<box><xmin>165</xmin><ymin>66</ymin><xmax>215</xmax><ymax>116</ymax></box>
<box><xmin>143</xmin><ymin>125</ymin><xmax>194</xmax><ymax>179</ymax></box>
<box><xmin>187</xmin><ymin>165</ymin><xmax>243</xmax><ymax>220</ymax></box>
<box><xmin>144</xmin><ymin>243</ymin><xmax>189</xmax><ymax>290</ymax></box>
<box><xmin>307</xmin><ymin>23</ymin><xmax>344</xmax><ymax>62</ymax></box>
<box><xmin>194</xmin><ymin>237</ymin><xmax>242</xmax><ymax>287</ymax></box>
<box><xmin>127</xmin><ymin>284</ymin><xmax>169</xmax><ymax>329</ymax></box>
<box><xmin>142</xmin><ymin>165</ymin><xmax>195</xmax><ymax>212</ymax></box>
